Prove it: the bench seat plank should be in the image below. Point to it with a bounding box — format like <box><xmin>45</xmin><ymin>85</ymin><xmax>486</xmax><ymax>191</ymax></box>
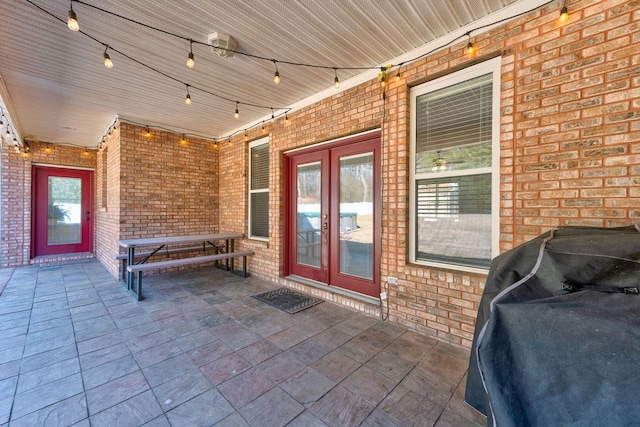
<box><xmin>126</xmin><ymin>250</ymin><xmax>254</xmax><ymax>300</ymax></box>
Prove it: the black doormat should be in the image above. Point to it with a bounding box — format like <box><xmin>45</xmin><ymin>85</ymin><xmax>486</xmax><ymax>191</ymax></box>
<box><xmin>252</xmin><ymin>288</ymin><xmax>323</xmax><ymax>314</ymax></box>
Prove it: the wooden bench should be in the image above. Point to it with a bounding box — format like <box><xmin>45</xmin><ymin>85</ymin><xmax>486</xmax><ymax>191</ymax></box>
<box><xmin>126</xmin><ymin>250</ymin><xmax>254</xmax><ymax>300</ymax></box>
<box><xmin>115</xmin><ymin>245</ymin><xmax>210</xmax><ymax>280</ymax></box>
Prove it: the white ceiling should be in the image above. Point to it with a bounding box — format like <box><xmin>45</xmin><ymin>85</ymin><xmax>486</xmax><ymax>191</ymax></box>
<box><xmin>0</xmin><ymin>0</ymin><xmax>548</xmax><ymax>148</ymax></box>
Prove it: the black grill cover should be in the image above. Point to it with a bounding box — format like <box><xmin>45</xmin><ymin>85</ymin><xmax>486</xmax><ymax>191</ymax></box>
<box><xmin>464</xmin><ymin>225</ymin><xmax>640</xmax><ymax>427</ymax></box>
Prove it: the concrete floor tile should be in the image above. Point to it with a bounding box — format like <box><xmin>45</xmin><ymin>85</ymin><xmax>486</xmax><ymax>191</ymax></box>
<box><xmin>217</xmin><ymin>368</ymin><xmax>275</xmax><ymax>410</ymax></box>
<box><xmin>201</xmin><ymin>353</ymin><xmax>252</xmax><ymax>386</ymax></box>
<box><xmin>239</xmin><ymin>387</ymin><xmax>304</xmax><ymax>427</ymax></box>
<box><xmin>17</xmin><ymin>357</ymin><xmax>80</xmax><ymax>393</ymax></box>
<box><xmin>85</xmin><ymin>371</ymin><xmax>149</xmax><ymax>415</ymax></box>
<box><xmin>90</xmin><ymin>390</ymin><xmax>161</xmax><ymax>427</ymax></box>
<box><xmin>11</xmin><ymin>373</ymin><xmax>84</xmax><ymax>420</ymax></box>
<box><xmin>310</xmin><ymin>385</ymin><xmax>374</xmax><ymax>427</ymax></box>
<box><xmin>166</xmin><ymin>389</ymin><xmax>234</xmax><ymax>426</ymax></box>
<box><xmin>280</xmin><ymin>367</ymin><xmax>336</xmax><ymax>405</ymax></box>
<box><xmin>82</xmin><ymin>354</ymin><xmax>139</xmax><ymax>390</ymax></box>
<box><xmin>8</xmin><ymin>393</ymin><xmax>87</xmax><ymax>427</ymax></box>
<box><xmin>152</xmin><ymin>369</ymin><xmax>212</xmax><ymax>411</ymax></box>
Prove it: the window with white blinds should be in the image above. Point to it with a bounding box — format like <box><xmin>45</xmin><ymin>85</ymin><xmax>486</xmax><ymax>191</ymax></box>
<box><xmin>410</xmin><ymin>59</ymin><xmax>500</xmax><ymax>271</ymax></box>
<box><xmin>249</xmin><ymin>138</ymin><xmax>269</xmax><ymax>240</ymax></box>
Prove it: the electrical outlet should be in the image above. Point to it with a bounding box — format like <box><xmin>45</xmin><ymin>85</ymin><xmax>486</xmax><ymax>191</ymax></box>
<box><xmin>388</xmin><ymin>276</ymin><xmax>398</xmax><ymax>285</ymax></box>
<box><xmin>380</xmin><ymin>292</ymin><xmax>388</xmax><ymax>300</ymax></box>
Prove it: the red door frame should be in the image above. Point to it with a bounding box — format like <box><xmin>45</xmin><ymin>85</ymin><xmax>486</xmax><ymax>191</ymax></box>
<box><xmin>283</xmin><ymin>131</ymin><xmax>381</xmax><ymax>297</ymax></box>
<box><xmin>31</xmin><ymin>166</ymin><xmax>94</xmax><ymax>257</ymax></box>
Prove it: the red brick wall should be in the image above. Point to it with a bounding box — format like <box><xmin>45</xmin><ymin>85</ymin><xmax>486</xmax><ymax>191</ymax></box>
<box><xmin>97</xmin><ymin>122</ymin><xmax>220</xmax><ymax>276</ymax></box>
<box><xmin>219</xmin><ymin>0</ymin><xmax>640</xmax><ymax>348</ymax></box>
<box><xmin>0</xmin><ymin>139</ymin><xmax>96</xmax><ymax>267</ymax></box>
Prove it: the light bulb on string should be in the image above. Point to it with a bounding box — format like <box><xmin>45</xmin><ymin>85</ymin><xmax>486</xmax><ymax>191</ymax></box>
<box><xmin>395</xmin><ymin>66</ymin><xmax>402</xmax><ymax>83</ymax></box>
<box><xmin>466</xmin><ymin>34</ymin><xmax>475</xmax><ymax>56</ymax></box>
<box><xmin>273</xmin><ymin>60</ymin><xmax>280</xmax><ymax>84</ymax></box>
<box><xmin>185</xmin><ymin>84</ymin><xmax>192</xmax><ymax>105</ymax></box>
<box><xmin>0</xmin><ymin>114</ymin><xmax>4</xmax><ymax>127</ymax></box>
<box><xmin>6</xmin><ymin>124</ymin><xmax>11</xmax><ymax>136</ymax></box>
<box><xmin>180</xmin><ymin>134</ymin><xmax>187</xmax><ymax>144</ymax></box>
<box><xmin>103</xmin><ymin>45</ymin><xmax>113</xmax><ymax>68</ymax></box>
<box><xmin>186</xmin><ymin>40</ymin><xmax>195</xmax><ymax>69</ymax></box>
<box><xmin>334</xmin><ymin>68</ymin><xmax>340</xmax><ymax>89</ymax></box>
<box><xmin>145</xmin><ymin>126</ymin><xmax>151</xmax><ymax>137</ymax></box>
<box><xmin>234</xmin><ymin>102</ymin><xmax>239</xmax><ymax>119</ymax></box>
<box><xmin>244</xmin><ymin>131</ymin><xmax>249</xmax><ymax>142</ymax></box>
<box><xmin>67</xmin><ymin>1</ymin><xmax>79</xmax><ymax>31</ymax></box>
<box><xmin>262</xmin><ymin>122</ymin><xmax>267</xmax><ymax>134</ymax></box>
<box><xmin>285</xmin><ymin>113</ymin><xmax>290</xmax><ymax>125</ymax></box>
<box><xmin>559</xmin><ymin>2</ymin><xmax>568</xmax><ymax>23</ymax></box>
<box><xmin>270</xmin><ymin>108</ymin><xmax>275</xmax><ymax>123</ymax></box>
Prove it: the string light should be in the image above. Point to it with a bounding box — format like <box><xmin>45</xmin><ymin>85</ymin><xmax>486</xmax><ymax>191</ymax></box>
<box><xmin>285</xmin><ymin>113</ymin><xmax>290</xmax><ymax>125</ymax></box>
<box><xmin>273</xmin><ymin>60</ymin><xmax>280</xmax><ymax>84</ymax></box>
<box><xmin>270</xmin><ymin>108</ymin><xmax>275</xmax><ymax>123</ymax></box>
<box><xmin>39</xmin><ymin>0</ymin><xmax>552</xmax><ymax>145</ymax></box>
<box><xmin>234</xmin><ymin>102</ymin><xmax>239</xmax><ymax>119</ymax></box>
<box><xmin>67</xmin><ymin>1</ymin><xmax>79</xmax><ymax>31</ymax></box>
<box><xmin>6</xmin><ymin>124</ymin><xmax>11</xmax><ymax>136</ymax></box>
<box><xmin>395</xmin><ymin>68</ymin><xmax>401</xmax><ymax>83</ymax></box>
<box><xmin>559</xmin><ymin>1</ymin><xmax>568</xmax><ymax>23</ymax></box>
<box><xmin>261</xmin><ymin>122</ymin><xmax>266</xmax><ymax>134</ymax></box>
<box><xmin>244</xmin><ymin>130</ymin><xmax>249</xmax><ymax>141</ymax></box>
<box><xmin>186</xmin><ymin>39</ymin><xmax>195</xmax><ymax>69</ymax></box>
<box><xmin>145</xmin><ymin>126</ymin><xmax>151</xmax><ymax>137</ymax></box>
<box><xmin>466</xmin><ymin>33</ymin><xmax>475</xmax><ymax>55</ymax></box>
<box><xmin>103</xmin><ymin>45</ymin><xmax>113</xmax><ymax>68</ymax></box>
<box><xmin>185</xmin><ymin>84</ymin><xmax>192</xmax><ymax>104</ymax></box>
<box><xmin>180</xmin><ymin>134</ymin><xmax>187</xmax><ymax>144</ymax></box>
<box><xmin>334</xmin><ymin>68</ymin><xmax>340</xmax><ymax>89</ymax></box>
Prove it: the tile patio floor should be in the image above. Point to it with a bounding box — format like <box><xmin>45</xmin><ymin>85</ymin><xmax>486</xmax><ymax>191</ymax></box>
<box><xmin>0</xmin><ymin>260</ymin><xmax>486</xmax><ymax>426</ymax></box>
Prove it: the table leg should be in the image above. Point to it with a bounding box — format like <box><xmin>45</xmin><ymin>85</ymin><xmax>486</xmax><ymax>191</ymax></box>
<box><xmin>230</xmin><ymin>239</ymin><xmax>235</xmax><ymax>271</ymax></box>
<box><xmin>127</xmin><ymin>247</ymin><xmax>135</xmax><ymax>291</ymax></box>
<box><xmin>225</xmin><ymin>239</ymin><xmax>230</xmax><ymax>271</ymax></box>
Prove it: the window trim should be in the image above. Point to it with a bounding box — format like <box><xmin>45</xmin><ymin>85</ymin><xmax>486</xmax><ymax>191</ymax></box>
<box><xmin>248</xmin><ymin>136</ymin><xmax>269</xmax><ymax>241</ymax></box>
<box><xmin>409</xmin><ymin>57</ymin><xmax>501</xmax><ymax>274</ymax></box>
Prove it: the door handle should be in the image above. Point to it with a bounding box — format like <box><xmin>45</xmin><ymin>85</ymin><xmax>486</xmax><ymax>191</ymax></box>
<box><xmin>322</xmin><ymin>215</ymin><xmax>328</xmax><ymax>244</ymax></box>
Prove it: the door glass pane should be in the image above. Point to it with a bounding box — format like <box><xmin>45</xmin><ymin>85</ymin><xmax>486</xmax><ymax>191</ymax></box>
<box><xmin>339</xmin><ymin>153</ymin><xmax>373</xmax><ymax>279</ymax></box>
<box><xmin>48</xmin><ymin>177</ymin><xmax>81</xmax><ymax>245</ymax></box>
<box><xmin>296</xmin><ymin>162</ymin><xmax>321</xmax><ymax>267</ymax></box>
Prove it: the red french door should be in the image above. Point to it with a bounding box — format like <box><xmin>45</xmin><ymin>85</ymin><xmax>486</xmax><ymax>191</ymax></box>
<box><xmin>32</xmin><ymin>166</ymin><xmax>93</xmax><ymax>257</ymax></box>
<box><xmin>285</xmin><ymin>132</ymin><xmax>381</xmax><ymax>297</ymax></box>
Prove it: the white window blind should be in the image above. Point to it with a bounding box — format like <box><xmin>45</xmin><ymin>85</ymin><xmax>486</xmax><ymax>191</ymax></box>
<box><xmin>249</xmin><ymin>138</ymin><xmax>269</xmax><ymax>239</ymax></box>
<box><xmin>410</xmin><ymin>60</ymin><xmax>499</xmax><ymax>270</ymax></box>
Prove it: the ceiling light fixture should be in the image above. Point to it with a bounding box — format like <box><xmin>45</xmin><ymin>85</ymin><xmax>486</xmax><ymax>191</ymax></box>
<box><xmin>185</xmin><ymin>84</ymin><xmax>192</xmax><ymax>104</ymax></box>
<box><xmin>186</xmin><ymin>39</ymin><xmax>195</xmax><ymax>69</ymax></box>
<box><xmin>103</xmin><ymin>45</ymin><xmax>113</xmax><ymax>68</ymax></box>
<box><xmin>273</xmin><ymin>60</ymin><xmax>280</xmax><ymax>84</ymax></box>
<box><xmin>334</xmin><ymin>68</ymin><xmax>340</xmax><ymax>89</ymax></box>
<box><xmin>67</xmin><ymin>1</ymin><xmax>79</xmax><ymax>31</ymax></box>
<box><xmin>234</xmin><ymin>102</ymin><xmax>239</xmax><ymax>119</ymax></box>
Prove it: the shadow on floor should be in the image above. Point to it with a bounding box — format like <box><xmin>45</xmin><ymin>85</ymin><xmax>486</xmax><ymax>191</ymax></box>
<box><xmin>0</xmin><ymin>260</ymin><xmax>486</xmax><ymax>426</ymax></box>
